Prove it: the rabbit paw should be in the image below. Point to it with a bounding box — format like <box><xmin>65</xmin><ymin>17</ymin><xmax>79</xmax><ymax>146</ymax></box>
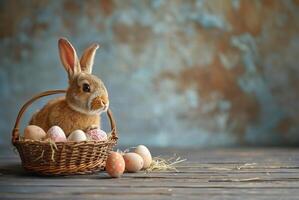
<box><xmin>86</xmin><ymin>125</ymin><xmax>99</xmax><ymax>132</ymax></box>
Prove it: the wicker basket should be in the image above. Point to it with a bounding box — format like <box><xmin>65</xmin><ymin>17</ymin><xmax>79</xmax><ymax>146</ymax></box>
<box><xmin>11</xmin><ymin>90</ymin><xmax>118</xmax><ymax>175</ymax></box>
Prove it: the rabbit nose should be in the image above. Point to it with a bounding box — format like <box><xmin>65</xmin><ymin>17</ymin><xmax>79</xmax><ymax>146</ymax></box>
<box><xmin>101</xmin><ymin>96</ymin><xmax>109</xmax><ymax>106</ymax></box>
<box><xmin>91</xmin><ymin>96</ymin><xmax>108</xmax><ymax>110</ymax></box>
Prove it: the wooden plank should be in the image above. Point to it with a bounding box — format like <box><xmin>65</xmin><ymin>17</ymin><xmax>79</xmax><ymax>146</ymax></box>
<box><xmin>1</xmin><ymin>188</ymin><xmax>299</xmax><ymax>200</ymax></box>
<box><xmin>2</xmin><ymin>176</ymin><xmax>299</xmax><ymax>189</ymax></box>
<box><xmin>1</xmin><ymin>169</ymin><xmax>299</xmax><ymax>181</ymax></box>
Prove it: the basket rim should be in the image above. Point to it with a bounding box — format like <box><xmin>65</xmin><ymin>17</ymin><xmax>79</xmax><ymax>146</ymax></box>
<box><xmin>14</xmin><ymin>137</ymin><xmax>117</xmax><ymax>145</ymax></box>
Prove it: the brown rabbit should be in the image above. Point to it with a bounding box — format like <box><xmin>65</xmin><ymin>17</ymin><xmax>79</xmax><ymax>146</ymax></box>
<box><xmin>30</xmin><ymin>38</ymin><xmax>109</xmax><ymax>136</ymax></box>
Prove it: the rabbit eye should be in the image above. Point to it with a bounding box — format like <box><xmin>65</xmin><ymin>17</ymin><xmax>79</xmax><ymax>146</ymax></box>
<box><xmin>82</xmin><ymin>83</ymin><xmax>91</xmax><ymax>92</ymax></box>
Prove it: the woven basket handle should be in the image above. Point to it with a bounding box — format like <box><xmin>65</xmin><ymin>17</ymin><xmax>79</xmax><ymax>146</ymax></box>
<box><xmin>12</xmin><ymin>90</ymin><xmax>117</xmax><ymax>144</ymax></box>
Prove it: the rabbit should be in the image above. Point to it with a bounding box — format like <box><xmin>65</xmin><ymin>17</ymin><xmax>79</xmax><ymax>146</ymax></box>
<box><xmin>29</xmin><ymin>38</ymin><xmax>109</xmax><ymax>137</ymax></box>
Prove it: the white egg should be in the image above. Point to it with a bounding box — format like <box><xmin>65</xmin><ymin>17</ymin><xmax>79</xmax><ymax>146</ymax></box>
<box><xmin>134</xmin><ymin>145</ymin><xmax>152</xmax><ymax>169</ymax></box>
<box><xmin>46</xmin><ymin>126</ymin><xmax>67</xmax><ymax>142</ymax></box>
<box><xmin>68</xmin><ymin>130</ymin><xmax>87</xmax><ymax>142</ymax></box>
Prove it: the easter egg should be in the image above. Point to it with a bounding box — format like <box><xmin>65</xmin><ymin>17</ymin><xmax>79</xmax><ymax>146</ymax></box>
<box><xmin>68</xmin><ymin>130</ymin><xmax>87</xmax><ymax>142</ymax></box>
<box><xmin>24</xmin><ymin>125</ymin><xmax>46</xmax><ymax>140</ymax></box>
<box><xmin>46</xmin><ymin>126</ymin><xmax>67</xmax><ymax>142</ymax></box>
<box><xmin>123</xmin><ymin>153</ymin><xmax>144</xmax><ymax>173</ymax></box>
<box><xmin>134</xmin><ymin>145</ymin><xmax>152</xmax><ymax>169</ymax></box>
<box><xmin>106</xmin><ymin>152</ymin><xmax>125</xmax><ymax>178</ymax></box>
<box><xmin>86</xmin><ymin>129</ymin><xmax>107</xmax><ymax>141</ymax></box>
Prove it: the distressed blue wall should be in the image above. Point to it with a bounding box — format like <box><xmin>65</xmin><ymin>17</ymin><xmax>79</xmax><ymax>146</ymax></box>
<box><xmin>1</xmin><ymin>0</ymin><xmax>299</xmax><ymax>147</ymax></box>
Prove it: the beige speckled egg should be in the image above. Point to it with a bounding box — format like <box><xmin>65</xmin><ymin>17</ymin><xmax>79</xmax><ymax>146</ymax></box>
<box><xmin>67</xmin><ymin>130</ymin><xmax>87</xmax><ymax>142</ymax></box>
<box><xmin>134</xmin><ymin>145</ymin><xmax>152</xmax><ymax>169</ymax></box>
<box><xmin>123</xmin><ymin>153</ymin><xmax>144</xmax><ymax>173</ymax></box>
<box><xmin>46</xmin><ymin>126</ymin><xmax>66</xmax><ymax>142</ymax></box>
<box><xmin>24</xmin><ymin>125</ymin><xmax>46</xmax><ymax>140</ymax></box>
<box><xmin>106</xmin><ymin>152</ymin><xmax>125</xmax><ymax>178</ymax></box>
<box><xmin>86</xmin><ymin>129</ymin><xmax>107</xmax><ymax>141</ymax></box>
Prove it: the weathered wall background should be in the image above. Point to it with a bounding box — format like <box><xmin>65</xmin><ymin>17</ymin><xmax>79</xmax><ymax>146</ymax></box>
<box><xmin>1</xmin><ymin>0</ymin><xmax>299</xmax><ymax>147</ymax></box>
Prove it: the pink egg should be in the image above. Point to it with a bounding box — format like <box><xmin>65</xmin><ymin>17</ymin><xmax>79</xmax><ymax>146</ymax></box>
<box><xmin>123</xmin><ymin>153</ymin><xmax>144</xmax><ymax>173</ymax></box>
<box><xmin>106</xmin><ymin>152</ymin><xmax>125</xmax><ymax>178</ymax></box>
<box><xmin>86</xmin><ymin>129</ymin><xmax>107</xmax><ymax>141</ymax></box>
<box><xmin>46</xmin><ymin>126</ymin><xmax>67</xmax><ymax>142</ymax></box>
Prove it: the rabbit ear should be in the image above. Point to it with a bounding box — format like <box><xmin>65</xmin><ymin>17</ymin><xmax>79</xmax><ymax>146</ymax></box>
<box><xmin>80</xmin><ymin>43</ymin><xmax>99</xmax><ymax>74</ymax></box>
<box><xmin>58</xmin><ymin>38</ymin><xmax>81</xmax><ymax>79</ymax></box>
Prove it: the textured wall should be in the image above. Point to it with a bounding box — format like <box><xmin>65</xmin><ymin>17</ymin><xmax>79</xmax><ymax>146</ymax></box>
<box><xmin>1</xmin><ymin>0</ymin><xmax>299</xmax><ymax>147</ymax></box>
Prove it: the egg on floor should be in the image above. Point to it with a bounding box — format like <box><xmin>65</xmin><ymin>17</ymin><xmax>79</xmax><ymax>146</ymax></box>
<box><xmin>86</xmin><ymin>129</ymin><xmax>107</xmax><ymax>141</ymax></box>
<box><xmin>134</xmin><ymin>145</ymin><xmax>152</xmax><ymax>169</ymax></box>
<box><xmin>46</xmin><ymin>126</ymin><xmax>67</xmax><ymax>142</ymax></box>
<box><xmin>123</xmin><ymin>153</ymin><xmax>144</xmax><ymax>173</ymax></box>
<box><xmin>106</xmin><ymin>152</ymin><xmax>125</xmax><ymax>178</ymax></box>
<box><xmin>24</xmin><ymin>125</ymin><xmax>46</xmax><ymax>140</ymax></box>
<box><xmin>68</xmin><ymin>130</ymin><xmax>87</xmax><ymax>142</ymax></box>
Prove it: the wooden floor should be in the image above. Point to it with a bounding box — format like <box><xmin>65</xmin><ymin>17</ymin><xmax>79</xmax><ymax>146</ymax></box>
<box><xmin>1</xmin><ymin>147</ymin><xmax>299</xmax><ymax>200</ymax></box>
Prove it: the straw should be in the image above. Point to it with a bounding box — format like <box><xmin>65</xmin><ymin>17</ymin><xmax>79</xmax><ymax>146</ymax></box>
<box><xmin>146</xmin><ymin>155</ymin><xmax>186</xmax><ymax>173</ymax></box>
